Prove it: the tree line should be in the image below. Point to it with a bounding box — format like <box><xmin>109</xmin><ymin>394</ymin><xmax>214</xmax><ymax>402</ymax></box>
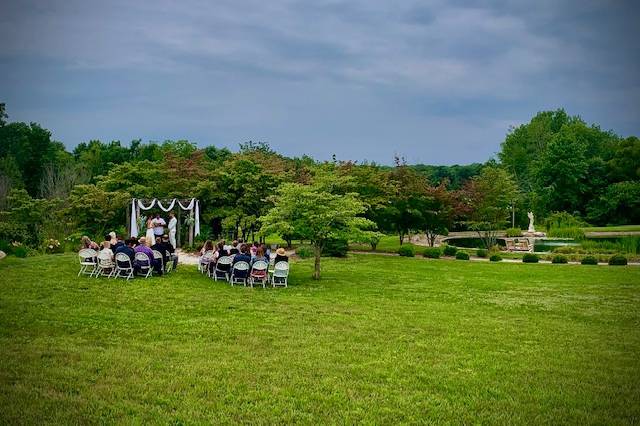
<box><xmin>0</xmin><ymin>103</ymin><xmax>638</xmax><ymax>257</ymax></box>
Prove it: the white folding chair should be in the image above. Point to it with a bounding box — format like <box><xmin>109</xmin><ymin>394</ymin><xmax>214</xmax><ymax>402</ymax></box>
<box><xmin>199</xmin><ymin>250</ymin><xmax>214</xmax><ymax>274</ymax></box>
<box><xmin>134</xmin><ymin>252</ymin><xmax>153</xmax><ymax>278</ymax></box>
<box><xmin>271</xmin><ymin>261</ymin><xmax>289</xmax><ymax>288</ymax></box>
<box><xmin>114</xmin><ymin>253</ymin><xmax>134</xmax><ymax>280</ymax></box>
<box><xmin>213</xmin><ymin>256</ymin><xmax>232</xmax><ymax>282</ymax></box>
<box><xmin>152</xmin><ymin>249</ymin><xmax>164</xmax><ymax>275</ymax></box>
<box><xmin>78</xmin><ymin>249</ymin><xmax>98</xmax><ymax>277</ymax></box>
<box><xmin>95</xmin><ymin>252</ymin><xmax>115</xmax><ymax>278</ymax></box>
<box><xmin>165</xmin><ymin>250</ymin><xmax>174</xmax><ymax>273</ymax></box>
<box><xmin>230</xmin><ymin>261</ymin><xmax>250</xmax><ymax>286</ymax></box>
<box><xmin>249</xmin><ymin>260</ymin><xmax>269</xmax><ymax>288</ymax></box>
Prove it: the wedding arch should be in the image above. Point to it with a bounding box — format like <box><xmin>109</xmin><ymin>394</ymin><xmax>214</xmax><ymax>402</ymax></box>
<box><xmin>128</xmin><ymin>198</ymin><xmax>200</xmax><ymax>247</ymax></box>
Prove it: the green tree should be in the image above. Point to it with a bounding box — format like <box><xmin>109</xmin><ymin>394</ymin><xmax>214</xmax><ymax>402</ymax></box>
<box><xmin>587</xmin><ymin>181</ymin><xmax>640</xmax><ymax>225</ymax></box>
<box><xmin>260</xmin><ymin>183</ymin><xmax>374</xmax><ymax>279</ymax></box>
<box><xmin>0</xmin><ymin>102</ymin><xmax>7</xmax><ymax>126</ymax></box>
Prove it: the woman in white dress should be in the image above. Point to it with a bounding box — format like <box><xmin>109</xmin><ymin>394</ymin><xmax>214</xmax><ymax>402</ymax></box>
<box><xmin>145</xmin><ymin>217</ymin><xmax>156</xmax><ymax>247</ymax></box>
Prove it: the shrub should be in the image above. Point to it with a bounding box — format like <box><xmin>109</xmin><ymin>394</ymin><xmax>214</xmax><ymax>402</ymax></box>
<box><xmin>398</xmin><ymin>245</ymin><xmax>415</xmax><ymax>257</ymax></box>
<box><xmin>323</xmin><ymin>239</ymin><xmax>348</xmax><ymax>257</ymax></box>
<box><xmin>0</xmin><ymin>240</ymin><xmax>11</xmax><ymax>254</ymax></box>
<box><xmin>547</xmin><ymin>226</ymin><xmax>585</xmax><ymax>239</ymax></box>
<box><xmin>455</xmin><ymin>251</ymin><xmax>470</xmax><ymax>260</ymax></box>
<box><xmin>476</xmin><ymin>249</ymin><xmax>488</xmax><ymax>258</ymax></box>
<box><xmin>296</xmin><ymin>245</ymin><xmax>314</xmax><ymax>259</ymax></box>
<box><xmin>490</xmin><ymin>254</ymin><xmax>502</xmax><ymax>262</ymax></box>
<box><xmin>442</xmin><ymin>245</ymin><xmax>457</xmax><ymax>256</ymax></box>
<box><xmin>551</xmin><ymin>255</ymin><xmax>568</xmax><ymax>264</ymax></box>
<box><xmin>505</xmin><ymin>227</ymin><xmax>522</xmax><ymax>237</ymax></box>
<box><xmin>522</xmin><ymin>253</ymin><xmax>539</xmax><ymax>263</ymax></box>
<box><xmin>12</xmin><ymin>245</ymin><xmax>28</xmax><ymax>258</ymax></box>
<box><xmin>581</xmin><ymin>256</ymin><xmax>598</xmax><ymax>265</ymax></box>
<box><xmin>423</xmin><ymin>247</ymin><xmax>441</xmax><ymax>259</ymax></box>
<box><xmin>43</xmin><ymin>238</ymin><xmax>64</xmax><ymax>254</ymax></box>
<box><xmin>608</xmin><ymin>254</ymin><xmax>628</xmax><ymax>266</ymax></box>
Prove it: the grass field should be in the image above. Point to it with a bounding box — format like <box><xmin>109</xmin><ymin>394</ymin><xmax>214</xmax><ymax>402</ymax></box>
<box><xmin>1</xmin><ymin>254</ymin><xmax>639</xmax><ymax>423</ymax></box>
<box><xmin>584</xmin><ymin>225</ymin><xmax>640</xmax><ymax>233</ymax></box>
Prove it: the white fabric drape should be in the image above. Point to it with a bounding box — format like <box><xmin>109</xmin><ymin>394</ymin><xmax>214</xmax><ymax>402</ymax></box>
<box><xmin>129</xmin><ymin>198</ymin><xmax>200</xmax><ymax>237</ymax></box>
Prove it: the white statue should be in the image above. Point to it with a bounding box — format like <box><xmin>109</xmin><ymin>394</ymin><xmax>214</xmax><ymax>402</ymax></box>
<box><xmin>527</xmin><ymin>211</ymin><xmax>535</xmax><ymax>233</ymax></box>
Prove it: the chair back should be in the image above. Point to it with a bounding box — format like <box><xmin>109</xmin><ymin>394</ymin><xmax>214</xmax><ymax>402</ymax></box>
<box><xmin>135</xmin><ymin>252</ymin><xmax>151</xmax><ymax>265</ymax></box>
<box><xmin>217</xmin><ymin>256</ymin><xmax>232</xmax><ymax>266</ymax></box>
<box><xmin>115</xmin><ymin>252</ymin><xmax>132</xmax><ymax>267</ymax></box>
<box><xmin>78</xmin><ymin>249</ymin><xmax>97</xmax><ymax>263</ymax></box>
<box><xmin>152</xmin><ymin>250</ymin><xmax>164</xmax><ymax>261</ymax></box>
<box><xmin>233</xmin><ymin>261</ymin><xmax>250</xmax><ymax>272</ymax></box>
<box><xmin>251</xmin><ymin>260</ymin><xmax>268</xmax><ymax>272</ymax></box>
<box><xmin>97</xmin><ymin>251</ymin><xmax>114</xmax><ymax>266</ymax></box>
<box><xmin>274</xmin><ymin>261</ymin><xmax>289</xmax><ymax>277</ymax></box>
<box><xmin>201</xmin><ymin>250</ymin><xmax>214</xmax><ymax>260</ymax></box>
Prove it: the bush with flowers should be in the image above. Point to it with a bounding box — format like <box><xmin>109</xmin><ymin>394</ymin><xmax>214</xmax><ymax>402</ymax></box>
<box><xmin>43</xmin><ymin>238</ymin><xmax>64</xmax><ymax>254</ymax></box>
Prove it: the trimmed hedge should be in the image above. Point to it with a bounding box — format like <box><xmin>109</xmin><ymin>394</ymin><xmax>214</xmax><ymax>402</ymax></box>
<box><xmin>398</xmin><ymin>245</ymin><xmax>415</xmax><ymax>257</ymax></box>
<box><xmin>476</xmin><ymin>249</ymin><xmax>488</xmax><ymax>258</ymax></box>
<box><xmin>322</xmin><ymin>239</ymin><xmax>348</xmax><ymax>257</ymax></box>
<box><xmin>551</xmin><ymin>255</ymin><xmax>568</xmax><ymax>264</ymax></box>
<box><xmin>608</xmin><ymin>255</ymin><xmax>628</xmax><ymax>266</ymax></box>
<box><xmin>522</xmin><ymin>253</ymin><xmax>539</xmax><ymax>263</ymax></box>
<box><xmin>455</xmin><ymin>251</ymin><xmax>470</xmax><ymax>260</ymax></box>
<box><xmin>581</xmin><ymin>256</ymin><xmax>598</xmax><ymax>265</ymax></box>
<box><xmin>423</xmin><ymin>247</ymin><xmax>441</xmax><ymax>259</ymax></box>
<box><xmin>489</xmin><ymin>254</ymin><xmax>502</xmax><ymax>262</ymax></box>
<box><xmin>442</xmin><ymin>245</ymin><xmax>458</xmax><ymax>256</ymax></box>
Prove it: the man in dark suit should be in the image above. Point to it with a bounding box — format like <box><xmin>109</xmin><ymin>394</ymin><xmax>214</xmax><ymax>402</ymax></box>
<box><xmin>151</xmin><ymin>236</ymin><xmax>169</xmax><ymax>270</ymax></box>
<box><xmin>114</xmin><ymin>239</ymin><xmax>136</xmax><ymax>267</ymax></box>
<box><xmin>232</xmin><ymin>244</ymin><xmax>252</xmax><ymax>279</ymax></box>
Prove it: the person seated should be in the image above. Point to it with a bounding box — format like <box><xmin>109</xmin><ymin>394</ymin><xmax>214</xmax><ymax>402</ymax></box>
<box><xmin>228</xmin><ymin>240</ymin><xmax>239</xmax><ymax>255</ymax></box>
<box><xmin>81</xmin><ymin>235</ymin><xmax>99</xmax><ymax>250</ymax></box>
<box><xmin>99</xmin><ymin>234</ymin><xmax>112</xmax><ymax>250</ymax></box>
<box><xmin>250</xmin><ymin>242</ymin><xmax>259</xmax><ymax>258</ymax></box>
<box><xmin>251</xmin><ymin>246</ymin><xmax>268</xmax><ymax>266</ymax></box>
<box><xmin>274</xmin><ymin>247</ymin><xmax>289</xmax><ymax>264</ymax></box>
<box><xmin>134</xmin><ymin>237</ymin><xmax>161</xmax><ymax>275</ymax></box>
<box><xmin>111</xmin><ymin>234</ymin><xmax>125</xmax><ymax>251</ymax></box>
<box><xmin>209</xmin><ymin>242</ymin><xmax>228</xmax><ymax>275</ymax></box>
<box><xmin>151</xmin><ymin>236</ymin><xmax>169</xmax><ymax>268</ymax></box>
<box><xmin>108</xmin><ymin>231</ymin><xmax>118</xmax><ymax>248</ymax></box>
<box><xmin>99</xmin><ymin>240</ymin><xmax>114</xmax><ymax>260</ymax></box>
<box><xmin>161</xmin><ymin>234</ymin><xmax>178</xmax><ymax>270</ymax></box>
<box><xmin>232</xmin><ymin>244</ymin><xmax>252</xmax><ymax>279</ymax></box>
<box><xmin>200</xmin><ymin>240</ymin><xmax>214</xmax><ymax>256</ymax></box>
<box><xmin>114</xmin><ymin>238</ymin><xmax>136</xmax><ymax>267</ymax></box>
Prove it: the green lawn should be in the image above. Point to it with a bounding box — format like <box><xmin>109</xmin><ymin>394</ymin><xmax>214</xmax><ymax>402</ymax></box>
<box><xmin>1</xmin><ymin>254</ymin><xmax>639</xmax><ymax>423</ymax></box>
<box><xmin>583</xmin><ymin>225</ymin><xmax>640</xmax><ymax>233</ymax></box>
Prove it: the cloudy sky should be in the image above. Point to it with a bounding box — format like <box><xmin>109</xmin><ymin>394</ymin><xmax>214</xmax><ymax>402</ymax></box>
<box><xmin>1</xmin><ymin>0</ymin><xmax>638</xmax><ymax>164</ymax></box>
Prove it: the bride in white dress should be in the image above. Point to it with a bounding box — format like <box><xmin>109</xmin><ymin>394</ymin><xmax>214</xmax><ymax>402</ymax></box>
<box><xmin>145</xmin><ymin>216</ymin><xmax>156</xmax><ymax>246</ymax></box>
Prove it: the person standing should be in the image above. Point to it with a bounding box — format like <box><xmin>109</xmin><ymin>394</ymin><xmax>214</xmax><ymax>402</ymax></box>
<box><xmin>145</xmin><ymin>216</ymin><xmax>156</xmax><ymax>246</ymax></box>
<box><xmin>153</xmin><ymin>213</ymin><xmax>166</xmax><ymax>240</ymax></box>
<box><xmin>168</xmin><ymin>212</ymin><xmax>177</xmax><ymax>249</ymax></box>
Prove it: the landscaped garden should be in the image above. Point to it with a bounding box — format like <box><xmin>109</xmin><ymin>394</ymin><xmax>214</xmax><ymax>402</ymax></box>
<box><xmin>1</xmin><ymin>253</ymin><xmax>639</xmax><ymax>423</ymax></box>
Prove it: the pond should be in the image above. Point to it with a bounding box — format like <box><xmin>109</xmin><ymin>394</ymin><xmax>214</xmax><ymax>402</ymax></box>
<box><xmin>445</xmin><ymin>237</ymin><xmax>579</xmax><ymax>252</ymax></box>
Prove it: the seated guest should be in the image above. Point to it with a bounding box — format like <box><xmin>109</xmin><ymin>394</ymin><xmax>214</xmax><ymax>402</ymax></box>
<box><xmin>209</xmin><ymin>242</ymin><xmax>228</xmax><ymax>275</ymax></box>
<box><xmin>111</xmin><ymin>234</ymin><xmax>125</xmax><ymax>251</ymax></box>
<box><xmin>250</xmin><ymin>242</ymin><xmax>259</xmax><ymax>258</ymax></box>
<box><xmin>161</xmin><ymin>234</ymin><xmax>178</xmax><ymax>270</ymax></box>
<box><xmin>99</xmin><ymin>234</ymin><xmax>112</xmax><ymax>250</ymax></box>
<box><xmin>108</xmin><ymin>231</ymin><xmax>118</xmax><ymax>247</ymax></box>
<box><xmin>114</xmin><ymin>238</ymin><xmax>136</xmax><ymax>267</ymax></box>
<box><xmin>274</xmin><ymin>247</ymin><xmax>289</xmax><ymax>264</ymax></box>
<box><xmin>232</xmin><ymin>244</ymin><xmax>252</xmax><ymax>279</ymax></box>
<box><xmin>251</xmin><ymin>247</ymin><xmax>268</xmax><ymax>266</ymax></box>
<box><xmin>81</xmin><ymin>235</ymin><xmax>99</xmax><ymax>250</ymax></box>
<box><xmin>151</xmin><ymin>236</ymin><xmax>169</xmax><ymax>268</ymax></box>
<box><xmin>200</xmin><ymin>240</ymin><xmax>214</xmax><ymax>255</ymax></box>
<box><xmin>261</xmin><ymin>243</ymin><xmax>271</xmax><ymax>260</ymax></box>
<box><xmin>134</xmin><ymin>237</ymin><xmax>161</xmax><ymax>275</ymax></box>
<box><xmin>99</xmin><ymin>240</ymin><xmax>114</xmax><ymax>260</ymax></box>
<box><xmin>229</xmin><ymin>240</ymin><xmax>239</xmax><ymax>255</ymax></box>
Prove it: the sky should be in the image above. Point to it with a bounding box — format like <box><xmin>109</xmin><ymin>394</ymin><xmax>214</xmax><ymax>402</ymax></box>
<box><xmin>1</xmin><ymin>0</ymin><xmax>639</xmax><ymax>165</ymax></box>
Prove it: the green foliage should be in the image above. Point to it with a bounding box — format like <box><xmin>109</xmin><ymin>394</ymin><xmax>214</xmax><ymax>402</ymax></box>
<box><xmin>397</xmin><ymin>245</ymin><xmax>415</xmax><ymax>257</ymax></box>
<box><xmin>476</xmin><ymin>249</ymin><xmax>488</xmax><ymax>258</ymax></box>
<box><xmin>322</xmin><ymin>239</ymin><xmax>349</xmax><ymax>257</ymax></box>
<box><xmin>545</xmin><ymin>212</ymin><xmax>587</xmax><ymax>239</ymax></box>
<box><xmin>522</xmin><ymin>253</ymin><xmax>539</xmax><ymax>263</ymax></box>
<box><xmin>608</xmin><ymin>255</ymin><xmax>628</xmax><ymax>266</ymax></box>
<box><xmin>505</xmin><ymin>227</ymin><xmax>522</xmax><ymax>237</ymax></box>
<box><xmin>587</xmin><ymin>181</ymin><xmax>640</xmax><ymax>226</ymax></box>
<box><xmin>455</xmin><ymin>251</ymin><xmax>470</xmax><ymax>260</ymax></box>
<box><xmin>12</xmin><ymin>243</ymin><xmax>28</xmax><ymax>258</ymax></box>
<box><xmin>581</xmin><ymin>256</ymin><xmax>598</xmax><ymax>265</ymax></box>
<box><xmin>442</xmin><ymin>245</ymin><xmax>458</xmax><ymax>256</ymax></box>
<box><xmin>296</xmin><ymin>245</ymin><xmax>314</xmax><ymax>259</ymax></box>
<box><xmin>552</xmin><ymin>255</ymin><xmax>568</xmax><ymax>264</ymax></box>
<box><xmin>423</xmin><ymin>247</ymin><xmax>441</xmax><ymax>258</ymax></box>
<box><xmin>43</xmin><ymin>238</ymin><xmax>64</xmax><ymax>254</ymax></box>
<box><xmin>490</xmin><ymin>254</ymin><xmax>503</xmax><ymax>262</ymax></box>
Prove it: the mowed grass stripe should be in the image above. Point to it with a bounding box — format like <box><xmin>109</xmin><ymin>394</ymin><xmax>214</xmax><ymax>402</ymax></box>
<box><xmin>1</xmin><ymin>254</ymin><xmax>639</xmax><ymax>423</ymax></box>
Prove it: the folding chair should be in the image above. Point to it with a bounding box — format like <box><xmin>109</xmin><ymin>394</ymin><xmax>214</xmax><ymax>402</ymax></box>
<box><xmin>230</xmin><ymin>261</ymin><xmax>250</xmax><ymax>286</ymax></box>
<box><xmin>95</xmin><ymin>252</ymin><xmax>115</xmax><ymax>278</ymax></box>
<box><xmin>249</xmin><ymin>260</ymin><xmax>269</xmax><ymax>288</ymax></box>
<box><xmin>134</xmin><ymin>252</ymin><xmax>153</xmax><ymax>278</ymax></box>
<box><xmin>271</xmin><ymin>261</ymin><xmax>289</xmax><ymax>288</ymax></box>
<box><xmin>114</xmin><ymin>253</ymin><xmax>134</xmax><ymax>280</ymax></box>
<box><xmin>78</xmin><ymin>249</ymin><xmax>98</xmax><ymax>277</ymax></box>
<box><xmin>213</xmin><ymin>256</ymin><xmax>232</xmax><ymax>282</ymax></box>
<box><xmin>152</xmin><ymin>249</ymin><xmax>164</xmax><ymax>275</ymax></box>
<box><xmin>199</xmin><ymin>250</ymin><xmax>214</xmax><ymax>274</ymax></box>
<box><xmin>165</xmin><ymin>250</ymin><xmax>174</xmax><ymax>273</ymax></box>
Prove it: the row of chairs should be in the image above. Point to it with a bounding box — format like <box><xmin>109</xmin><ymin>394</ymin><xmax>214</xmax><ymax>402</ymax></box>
<box><xmin>199</xmin><ymin>252</ymin><xmax>289</xmax><ymax>288</ymax></box>
<box><xmin>78</xmin><ymin>248</ymin><xmax>174</xmax><ymax>280</ymax></box>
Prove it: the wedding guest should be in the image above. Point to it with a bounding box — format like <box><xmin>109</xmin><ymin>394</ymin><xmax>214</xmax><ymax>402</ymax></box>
<box><xmin>115</xmin><ymin>238</ymin><xmax>136</xmax><ymax>266</ymax></box>
<box><xmin>251</xmin><ymin>246</ymin><xmax>268</xmax><ymax>266</ymax></box>
<box><xmin>229</xmin><ymin>240</ymin><xmax>239</xmax><ymax>255</ymax></box>
<box><xmin>153</xmin><ymin>213</ymin><xmax>166</xmax><ymax>239</ymax></box>
<box><xmin>161</xmin><ymin>234</ymin><xmax>178</xmax><ymax>269</ymax></box>
<box><xmin>274</xmin><ymin>247</ymin><xmax>289</xmax><ymax>264</ymax></box>
<box><xmin>168</xmin><ymin>212</ymin><xmax>177</xmax><ymax>249</ymax></box>
<box><xmin>134</xmin><ymin>237</ymin><xmax>161</xmax><ymax>275</ymax></box>
<box><xmin>232</xmin><ymin>244</ymin><xmax>252</xmax><ymax>279</ymax></box>
<box><xmin>99</xmin><ymin>240</ymin><xmax>114</xmax><ymax>260</ymax></box>
<box><xmin>81</xmin><ymin>236</ymin><xmax>99</xmax><ymax>250</ymax></box>
<box><xmin>151</xmin><ymin>236</ymin><xmax>169</xmax><ymax>268</ymax></box>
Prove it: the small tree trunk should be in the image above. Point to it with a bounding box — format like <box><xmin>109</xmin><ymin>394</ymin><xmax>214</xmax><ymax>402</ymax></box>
<box><xmin>313</xmin><ymin>244</ymin><xmax>321</xmax><ymax>280</ymax></box>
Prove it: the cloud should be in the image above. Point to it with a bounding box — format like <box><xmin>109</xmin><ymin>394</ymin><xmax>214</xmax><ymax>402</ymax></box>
<box><xmin>0</xmin><ymin>0</ymin><xmax>638</xmax><ymax>163</ymax></box>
